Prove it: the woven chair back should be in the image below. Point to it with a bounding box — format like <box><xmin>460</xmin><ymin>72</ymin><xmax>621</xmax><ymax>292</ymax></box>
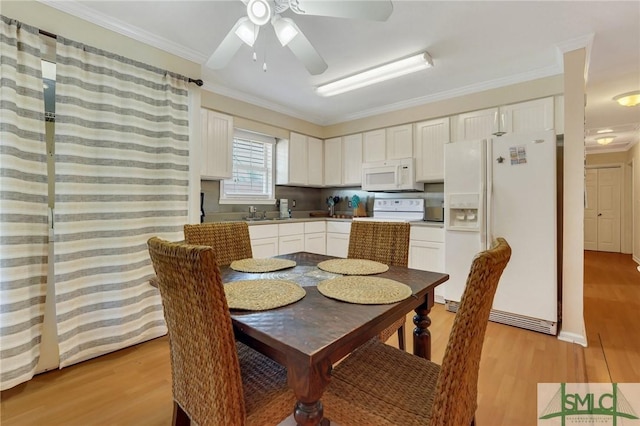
<box><xmin>347</xmin><ymin>221</ymin><xmax>410</xmax><ymax>267</ymax></box>
<box><xmin>429</xmin><ymin>237</ymin><xmax>511</xmax><ymax>426</ymax></box>
<box><xmin>184</xmin><ymin>222</ymin><xmax>253</xmax><ymax>267</ymax></box>
<box><xmin>147</xmin><ymin>237</ymin><xmax>246</xmax><ymax>426</ymax></box>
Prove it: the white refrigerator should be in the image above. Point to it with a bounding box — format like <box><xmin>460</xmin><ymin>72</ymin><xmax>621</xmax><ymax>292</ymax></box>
<box><xmin>444</xmin><ymin>130</ymin><xmax>557</xmax><ymax>334</ymax></box>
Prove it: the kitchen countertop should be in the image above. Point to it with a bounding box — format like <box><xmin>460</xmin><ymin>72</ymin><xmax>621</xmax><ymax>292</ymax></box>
<box><xmin>226</xmin><ymin>217</ymin><xmax>444</xmax><ymax>228</ymax></box>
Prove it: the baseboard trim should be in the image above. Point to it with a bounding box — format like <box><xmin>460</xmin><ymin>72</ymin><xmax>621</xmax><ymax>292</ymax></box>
<box><xmin>558</xmin><ymin>330</ymin><xmax>588</xmax><ymax>347</ymax></box>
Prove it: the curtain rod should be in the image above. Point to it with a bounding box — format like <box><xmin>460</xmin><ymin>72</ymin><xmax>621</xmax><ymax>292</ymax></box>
<box><xmin>38</xmin><ymin>29</ymin><xmax>204</xmax><ymax>87</ymax></box>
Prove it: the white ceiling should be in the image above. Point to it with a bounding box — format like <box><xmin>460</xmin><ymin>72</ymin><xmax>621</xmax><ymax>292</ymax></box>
<box><xmin>43</xmin><ymin>0</ymin><xmax>640</xmax><ymax>153</ymax></box>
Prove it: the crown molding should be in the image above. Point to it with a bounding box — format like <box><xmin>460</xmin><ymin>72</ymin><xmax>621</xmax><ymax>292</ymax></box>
<box><xmin>202</xmin><ymin>81</ymin><xmax>327</xmax><ymax>125</ymax></box>
<box><xmin>37</xmin><ymin>0</ymin><xmax>207</xmax><ymax>64</ymax></box>
<box><xmin>325</xmin><ymin>64</ymin><xmax>563</xmax><ymax>125</ymax></box>
<box><xmin>555</xmin><ymin>33</ymin><xmax>594</xmax><ymax>81</ymax></box>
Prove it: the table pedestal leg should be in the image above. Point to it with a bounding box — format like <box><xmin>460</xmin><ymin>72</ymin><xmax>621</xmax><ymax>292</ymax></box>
<box><xmin>294</xmin><ymin>400</ymin><xmax>324</xmax><ymax>426</ymax></box>
<box><xmin>413</xmin><ymin>302</ymin><xmax>432</xmax><ymax>360</ymax></box>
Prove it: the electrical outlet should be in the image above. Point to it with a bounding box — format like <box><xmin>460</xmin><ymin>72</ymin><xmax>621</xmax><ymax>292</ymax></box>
<box><xmin>292</xmin><ymin>200</ymin><xmax>296</xmax><ymax>208</ymax></box>
<box><xmin>348</xmin><ymin>201</ymin><xmax>352</xmax><ymax>208</ymax></box>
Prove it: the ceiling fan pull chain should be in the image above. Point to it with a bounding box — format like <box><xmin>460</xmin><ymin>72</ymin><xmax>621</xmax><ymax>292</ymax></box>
<box><xmin>262</xmin><ymin>32</ymin><xmax>268</xmax><ymax>72</ymax></box>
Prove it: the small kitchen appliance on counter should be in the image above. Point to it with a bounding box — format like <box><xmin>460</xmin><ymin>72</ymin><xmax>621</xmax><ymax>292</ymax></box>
<box><xmin>279</xmin><ymin>199</ymin><xmax>289</xmax><ymax>219</ymax></box>
<box><xmin>425</xmin><ymin>192</ymin><xmax>444</xmax><ymax>223</ymax></box>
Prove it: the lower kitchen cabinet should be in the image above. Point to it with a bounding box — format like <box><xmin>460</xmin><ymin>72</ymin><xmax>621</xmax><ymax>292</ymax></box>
<box><xmin>278</xmin><ymin>223</ymin><xmax>305</xmax><ymax>255</ymax></box>
<box><xmin>326</xmin><ymin>221</ymin><xmax>351</xmax><ymax>258</ymax></box>
<box><xmin>304</xmin><ymin>221</ymin><xmax>326</xmax><ymax>255</ymax></box>
<box><xmin>408</xmin><ymin>226</ymin><xmax>445</xmax><ymax>303</ymax></box>
<box><xmin>249</xmin><ymin>224</ymin><xmax>279</xmax><ymax>258</ymax></box>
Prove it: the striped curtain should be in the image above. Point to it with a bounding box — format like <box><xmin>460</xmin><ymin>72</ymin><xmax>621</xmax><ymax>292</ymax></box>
<box><xmin>0</xmin><ymin>16</ymin><xmax>48</xmax><ymax>390</ymax></box>
<box><xmin>54</xmin><ymin>37</ymin><xmax>190</xmax><ymax>367</ymax></box>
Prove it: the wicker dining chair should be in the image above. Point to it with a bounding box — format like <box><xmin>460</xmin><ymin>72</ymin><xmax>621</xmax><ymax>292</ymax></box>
<box><xmin>184</xmin><ymin>222</ymin><xmax>252</xmax><ymax>267</ymax></box>
<box><xmin>147</xmin><ymin>237</ymin><xmax>295</xmax><ymax>426</ymax></box>
<box><xmin>322</xmin><ymin>237</ymin><xmax>512</xmax><ymax>426</ymax></box>
<box><xmin>347</xmin><ymin>220</ymin><xmax>411</xmax><ymax>350</ymax></box>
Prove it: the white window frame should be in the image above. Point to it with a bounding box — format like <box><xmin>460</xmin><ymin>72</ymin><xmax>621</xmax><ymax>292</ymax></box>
<box><xmin>219</xmin><ymin>129</ymin><xmax>276</xmax><ymax>205</ymax></box>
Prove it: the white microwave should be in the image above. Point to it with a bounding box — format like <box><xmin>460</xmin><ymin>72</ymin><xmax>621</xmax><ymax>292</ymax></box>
<box><xmin>361</xmin><ymin>158</ymin><xmax>424</xmax><ymax>192</ymax></box>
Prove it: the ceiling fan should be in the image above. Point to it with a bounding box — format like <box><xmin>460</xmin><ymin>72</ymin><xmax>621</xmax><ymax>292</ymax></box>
<box><xmin>206</xmin><ymin>0</ymin><xmax>393</xmax><ymax>75</ymax></box>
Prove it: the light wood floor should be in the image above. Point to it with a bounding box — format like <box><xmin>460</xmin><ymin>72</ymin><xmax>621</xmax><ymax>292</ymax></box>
<box><xmin>2</xmin><ymin>251</ymin><xmax>638</xmax><ymax>425</ymax></box>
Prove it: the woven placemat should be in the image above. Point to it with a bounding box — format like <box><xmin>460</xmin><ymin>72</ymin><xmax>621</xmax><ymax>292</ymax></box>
<box><xmin>317</xmin><ymin>276</ymin><xmax>412</xmax><ymax>304</ymax></box>
<box><xmin>316</xmin><ymin>258</ymin><xmax>389</xmax><ymax>275</ymax></box>
<box><xmin>224</xmin><ymin>279</ymin><xmax>305</xmax><ymax>311</ymax></box>
<box><xmin>230</xmin><ymin>258</ymin><xmax>297</xmax><ymax>273</ymax></box>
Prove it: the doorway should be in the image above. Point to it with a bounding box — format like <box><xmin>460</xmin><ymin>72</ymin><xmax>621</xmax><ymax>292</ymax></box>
<box><xmin>584</xmin><ymin>167</ymin><xmax>621</xmax><ymax>252</ymax></box>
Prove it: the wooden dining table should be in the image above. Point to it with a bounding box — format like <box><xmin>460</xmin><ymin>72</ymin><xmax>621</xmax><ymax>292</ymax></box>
<box><xmin>220</xmin><ymin>252</ymin><xmax>449</xmax><ymax>426</ymax></box>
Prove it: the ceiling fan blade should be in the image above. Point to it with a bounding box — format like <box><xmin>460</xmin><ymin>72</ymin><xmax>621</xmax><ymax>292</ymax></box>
<box><xmin>282</xmin><ymin>20</ymin><xmax>328</xmax><ymax>75</ymax></box>
<box><xmin>290</xmin><ymin>0</ymin><xmax>393</xmax><ymax>21</ymax></box>
<box><xmin>205</xmin><ymin>17</ymin><xmax>248</xmax><ymax>69</ymax></box>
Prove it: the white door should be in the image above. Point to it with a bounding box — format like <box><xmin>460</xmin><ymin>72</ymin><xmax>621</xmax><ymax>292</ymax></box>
<box><xmin>585</xmin><ymin>167</ymin><xmax>621</xmax><ymax>252</ymax></box>
<box><xmin>584</xmin><ymin>169</ymin><xmax>598</xmax><ymax>250</ymax></box>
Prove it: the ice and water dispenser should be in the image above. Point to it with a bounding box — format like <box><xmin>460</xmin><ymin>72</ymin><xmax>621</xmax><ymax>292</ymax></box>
<box><xmin>447</xmin><ymin>193</ymin><xmax>480</xmax><ymax>230</ymax></box>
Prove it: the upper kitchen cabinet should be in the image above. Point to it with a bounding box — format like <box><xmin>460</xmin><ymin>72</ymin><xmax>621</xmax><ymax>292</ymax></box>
<box><xmin>200</xmin><ymin>109</ymin><xmax>233</xmax><ymax>180</ymax></box>
<box><xmin>414</xmin><ymin>118</ymin><xmax>449</xmax><ymax>182</ymax></box>
<box><xmin>307</xmin><ymin>136</ymin><xmax>324</xmax><ymax>186</ymax></box>
<box><xmin>342</xmin><ymin>133</ymin><xmax>363</xmax><ymax>186</ymax></box>
<box><xmin>324</xmin><ymin>137</ymin><xmax>342</xmax><ymax>187</ymax></box>
<box><xmin>363</xmin><ymin>124</ymin><xmax>413</xmax><ymax>163</ymax></box>
<box><xmin>324</xmin><ymin>133</ymin><xmax>363</xmax><ymax>187</ymax></box>
<box><xmin>386</xmin><ymin>124</ymin><xmax>413</xmax><ymax>159</ymax></box>
<box><xmin>362</xmin><ymin>129</ymin><xmax>386</xmax><ymax>163</ymax></box>
<box><xmin>452</xmin><ymin>97</ymin><xmax>554</xmax><ymax>141</ymax></box>
<box><xmin>277</xmin><ymin>132</ymin><xmax>323</xmax><ymax>187</ymax></box>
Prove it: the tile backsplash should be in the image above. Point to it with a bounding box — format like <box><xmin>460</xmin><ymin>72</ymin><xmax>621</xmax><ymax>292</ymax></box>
<box><xmin>201</xmin><ymin>180</ymin><xmax>444</xmax><ymax>222</ymax></box>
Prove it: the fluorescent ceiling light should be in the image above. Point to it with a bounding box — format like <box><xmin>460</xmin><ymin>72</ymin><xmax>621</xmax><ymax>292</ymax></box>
<box><xmin>596</xmin><ymin>128</ymin><xmax>613</xmax><ymax>134</ymax></box>
<box><xmin>316</xmin><ymin>52</ymin><xmax>433</xmax><ymax>97</ymax></box>
<box><xmin>613</xmin><ymin>90</ymin><xmax>640</xmax><ymax>107</ymax></box>
<box><xmin>596</xmin><ymin>136</ymin><xmax>615</xmax><ymax>145</ymax></box>
<box><xmin>273</xmin><ymin>16</ymin><xmax>299</xmax><ymax>46</ymax></box>
<box><xmin>235</xmin><ymin>18</ymin><xmax>258</xmax><ymax>47</ymax></box>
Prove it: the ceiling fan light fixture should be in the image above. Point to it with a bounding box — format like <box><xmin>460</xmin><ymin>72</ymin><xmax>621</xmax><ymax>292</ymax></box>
<box><xmin>247</xmin><ymin>0</ymin><xmax>272</xmax><ymax>26</ymax></box>
<box><xmin>316</xmin><ymin>52</ymin><xmax>433</xmax><ymax>97</ymax></box>
<box><xmin>235</xmin><ymin>18</ymin><xmax>258</xmax><ymax>46</ymax></box>
<box><xmin>613</xmin><ymin>90</ymin><xmax>640</xmax><ymax>107</ymax></box>
<box><xmin>595</xmin><ymin>136</ymin><xmax>616</xmax><ymax>145</ymax></box>
<box><xmin>273</xmin><ymin>17</ymin><xmax>299</xmax><ymax>46</ymax></box>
